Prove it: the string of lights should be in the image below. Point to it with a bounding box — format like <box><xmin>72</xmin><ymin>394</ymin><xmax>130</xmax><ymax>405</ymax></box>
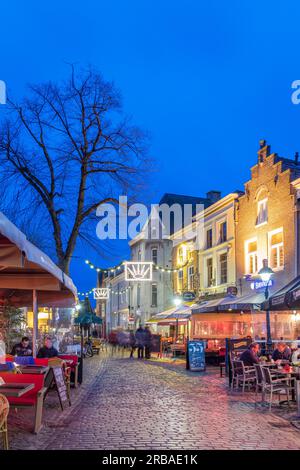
<box><xmin>84</xmin><ymin>259</ymin><xmax>189</xmax><ymax>273</ymax></box>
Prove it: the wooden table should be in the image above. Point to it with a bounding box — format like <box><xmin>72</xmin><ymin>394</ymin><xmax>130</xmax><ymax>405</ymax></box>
<box><xmin>0</xmin><ymin>382</ymin><xmax>34</xmax><ymax>397</ymax></box>
<box><xmin>18</xmin><ymin>365</ymin><xmax>49</xmax><ymax>375</ymax></box>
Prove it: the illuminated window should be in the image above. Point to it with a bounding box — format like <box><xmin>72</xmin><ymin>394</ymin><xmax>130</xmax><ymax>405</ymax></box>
<box><xmin>206</xmin><ymin>257</ymin><xmax>213</xmax><ymax>287</ymax></box>
<box><xmin>178</xmin><ymin>270</ymin><xmax>183</xmax><ymax>291</ymax></box>
<box><xmin>257</xmin><ymin>198</ymin><xmax>268</xmax><ymax>225</ymax></box>
<box><xmin>246</xmin><ymin>239</ymin><xmax>258</xmax><ymax>274</ymax></box>
<box><xmin>269</xmin><ymin>229</ymin><xmax>284</xmax><ymax>269</ymax></box>
<box><xmin>188</xmin><ymin>266</ymin><xmax>194</xmax><ymax>290</ymax></box>
<box><xmin>178</xmin><ymin>246</ymin><xmax>185</xmax><ymax>264</ymax></box>
<box><xmin>219</xmin><ymin>253</ymin><xmax>228</xmax><ymax>284</ymax></box>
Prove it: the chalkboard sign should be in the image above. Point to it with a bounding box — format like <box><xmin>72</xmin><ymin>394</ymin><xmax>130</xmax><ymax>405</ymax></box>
<box><xmin>151</xmin><ymin>334</ymin><xmax>161</xmax><ymax>354</ymax></box>
<box><xmin>187</xmin><ymin>340</ymin><xmax>206</xmax><ymax>371</ymax></box>
<box><xmin>52</xmin><ymin>366</ymin><xmax>70</xmax><ymax>410</ymax></box>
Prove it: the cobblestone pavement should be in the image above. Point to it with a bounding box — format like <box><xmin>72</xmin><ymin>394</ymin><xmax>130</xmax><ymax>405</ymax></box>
<box><xmin>6</xmin><ymin>351</ymin><xmax>300</xmax><ymax>450</ymax></box>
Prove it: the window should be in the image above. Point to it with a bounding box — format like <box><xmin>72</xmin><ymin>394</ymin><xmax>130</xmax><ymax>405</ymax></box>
<box><xmin>206</xmin><ymin>258</ymin><xmax>213</xmax><ymax>287</ymax></box>
<box><xmin>269</xmin><ymin>229</ymin><xmax>284</xmax><ymax>269</ymax></box>
<box><xmin>151</xmin><ymin>247</ymin><xmax>158</xmax><ymax>265</ymax></box>
<box><xmin>246</xmin><ymin>239</ymin><xmax>258</xmax><ymax>274</ymax></box>
<box><xmin>188</xmin><ymin>266</ymin><xmax>194</xmax><ymax>290</ymax></box>
<box><xmin>151</xmin><ymin>284</ymin><xmax>158</xmax><ymax>307</ymax></box>
<box><xmin>178</xmin><ymin>246</ymin><xmax>184</xmax><ymax>264</ymax></box>
<box><xmin>178</xmin><ymin>270</ymin><xmax>183</xmax><ymax>290</ymax></box>
<box><xmin>219</xmin><ymin>221</ymin><xmax>227</xmax><ymax>243</ymax></box>
<box><xmin>206</xmin><ymin>228</ymin><xmax>213</xmax><ymax>249</ymax></box>
<box><xmin>257</xmin><ymin>198</ymin><xmax>268</xmax><ymax>225</ymax></box>
<box><xmin>219</xmin><ymin>253</ymin><xmax>228</xmax><ymax>284</ymax></box>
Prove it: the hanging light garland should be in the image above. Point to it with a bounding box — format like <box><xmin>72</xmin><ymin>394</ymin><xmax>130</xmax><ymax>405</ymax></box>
<box><xmin>77</xmin><ymin>286</ymin><xmax>132</xmax><ymax>298</ymax></box>
<box><xmin>84</xmin><ymin>259</ymin><xmax>189</xmax><ymax>274</ymax></box>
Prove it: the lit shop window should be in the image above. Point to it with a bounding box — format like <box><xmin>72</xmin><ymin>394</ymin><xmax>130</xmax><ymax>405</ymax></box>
<box><xmin>269</xmin><ymin>229</ymin><xmax>284</xmax><ymax>269</ymax></box>
<box><xmin>188</xmin><ymin>265</ymin><xmax>194</xmax><ymax>290</ymax></box>
<box><xmin>206</xmin><ymin>257</ymin><xmax>213</xmax><ymax>287</ymax></box>
<box><xmin>246</xmin><ymin>239</ymin><xmax>258</xmax><ymax>274</ymax></box>
<box><xmin>219</xmin><ymin>253</ymin><xmax>228</xmax><ymax>284</ymax></box>
<box><xmin>256</xmin><ymin>198</ymin><xmax>268</xmax><ymax>226</ymax></box>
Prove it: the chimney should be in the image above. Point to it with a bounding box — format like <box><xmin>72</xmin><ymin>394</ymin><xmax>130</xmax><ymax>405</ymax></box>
<box><xmin>258</xmin><ymin>139</ymin><xmax>270</xmax><ymax>163</ymax></box>
<box><xmin>295</xmin><ymin>152</ymin><xmax>299</xmax><ymax>164</ymax></box>
<box><xmin>207</xmin><ymin>190</ymin><xmax>221</xmax><ymax>204</ymax></box>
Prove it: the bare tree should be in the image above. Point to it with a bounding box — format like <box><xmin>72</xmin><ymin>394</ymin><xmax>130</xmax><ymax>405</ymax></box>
<box><xmin>0</xmin><ymin>66</ymin><xmax>151</xmax><ymax>274</ymax></box>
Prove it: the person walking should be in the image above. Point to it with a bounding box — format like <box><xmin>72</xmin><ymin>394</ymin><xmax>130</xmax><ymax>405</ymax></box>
<box><xmin>129</xmin><ymin>330</ymin><xmax>136</xmax><ymax>358</ymax></box>
<box><xmin>135</xmin><ymin>326</ymin><xmax>145</xmax><ymax>359</ymax></box>
<box><xmin>144</xmin><ymin>326</ymin><xmax>152</xmax><ymax>359</ymax></box>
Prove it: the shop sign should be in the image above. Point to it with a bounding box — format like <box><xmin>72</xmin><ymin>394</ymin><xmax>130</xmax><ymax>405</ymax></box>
<box><xmin>182</xmin><ymin>291</ymin><xmax>196</xmax><ymax>301</ymax></box>
<box><xmin>250</xmin><ymin>279</ymin><xmax>273</xmax><ymax>291</ymax></box>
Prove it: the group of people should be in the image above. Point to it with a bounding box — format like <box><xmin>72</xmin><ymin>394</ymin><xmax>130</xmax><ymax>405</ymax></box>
<box><xmin>239</xmin><ymin>341</ymin><xmax>300</xmax><ymax>366</ymax></box>
<box><xmin>108</xmin><ymin>326</ymin><xmax>153</xmax><ymax>359</ymax></box>
<box><xmin>130</xmin><ymin>326</ymin><xmax>152</xmax><ymax>359</ymax></box>
<box><xmin>10</xmin><ymin>336</ymin><xmax>59</xmax><ymax>358</ymax></box>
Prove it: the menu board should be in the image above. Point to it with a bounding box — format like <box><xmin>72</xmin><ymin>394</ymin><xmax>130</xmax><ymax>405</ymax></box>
<box><xmin>187</xmin><ymin>340</ymin><xmax>206</xmax><ymax>371</ymax></box>
<box><xmin>52</xmin><ymin>366</ymin><xmax>69</xmax><ymax>409</ymax></box>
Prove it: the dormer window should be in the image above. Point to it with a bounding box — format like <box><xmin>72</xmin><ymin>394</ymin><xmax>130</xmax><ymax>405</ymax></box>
<box><xmin>256</xmin><ymin>198</ymin><xmax>268</xmax><ymax>226</ymax></box>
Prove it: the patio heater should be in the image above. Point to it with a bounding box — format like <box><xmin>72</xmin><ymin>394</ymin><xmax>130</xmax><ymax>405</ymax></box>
<box><xmin>258</xmin><ymin>259</ymin><xmax>275</xmax><ymax>352</ymax></box>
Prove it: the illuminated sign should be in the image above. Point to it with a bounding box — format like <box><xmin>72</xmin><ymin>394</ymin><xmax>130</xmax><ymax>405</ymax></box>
<box><xmin>124</xmin><ymin>262</ymin><xmax>153</xmax><ymax>282</ymax></box>
<box><xmin>93</xmin><ymin>288</ymin><xmax>109</xmax><ymax>300</ymax></box>
<box><xmin>250</xmin><ymin>279</ymin><xmax>273</xmax><ymax>291</ymax></box>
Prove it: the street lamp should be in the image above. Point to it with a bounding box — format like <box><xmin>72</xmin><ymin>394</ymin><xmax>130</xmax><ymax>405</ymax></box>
<box><xmin>174</xmin><ymin>297</ymin><xmax>182</xmax><ymax>307</ymax></box>
<box><xmin>258</xmin><ymin>259</ymin><xmax>275</xmax><ymax>352</ymax></box>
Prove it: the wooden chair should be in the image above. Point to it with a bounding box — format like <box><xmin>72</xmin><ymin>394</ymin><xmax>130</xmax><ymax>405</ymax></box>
<box><xmin>0</xmin><ymin>393</ymin><xmax>9</xmax><ymax>450</ymax></box>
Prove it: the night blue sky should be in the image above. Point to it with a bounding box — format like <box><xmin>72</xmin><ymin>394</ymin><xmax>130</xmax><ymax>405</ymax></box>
<box><xmin>1</xmin><ymin>1</ymin><xmax>300</xmax><ymax>297</ymax></box>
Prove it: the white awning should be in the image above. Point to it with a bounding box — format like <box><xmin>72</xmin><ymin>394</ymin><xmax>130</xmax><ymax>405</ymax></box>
<box><xmin>0</xmin><ymin>211</ymin><xmax>77</xmax><ymax>307</ymax></box>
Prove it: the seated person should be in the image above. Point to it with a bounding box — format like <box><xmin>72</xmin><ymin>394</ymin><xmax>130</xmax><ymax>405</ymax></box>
<box><xmin>292</xmin><ymin>346</ymin><xmax>300</xmax><ymax>363</ymax></box>
<box><xmin>272</xmin><ymin>342</ymin><xmax>291</xmax><ymax>362</ymax></box>
<box><xmin>37</xmin><ymin>337</ymin><xmax>58</xmax><ymax>358</ymax></box>
<box><xmin>11</xmin><ymin>336</ymin><xmax>33</xmax><ymax>356</ymax></box>
<box><xmin>239</xmin><ymin>342</ymin><xmax>260</xmax><ymax>366</ymax></box>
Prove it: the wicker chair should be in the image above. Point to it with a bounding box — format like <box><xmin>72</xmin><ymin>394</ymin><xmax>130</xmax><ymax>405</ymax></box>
<box><xmin>0</xmin><ymin>393</ymin><xmax>9</xmax><ymax>450</ymax></box>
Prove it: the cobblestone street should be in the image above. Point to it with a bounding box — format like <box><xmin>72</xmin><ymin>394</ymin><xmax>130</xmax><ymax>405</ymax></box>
<box><xmin>6</xmin><ymin>352</ymin><xmax>300</xmax><ymax>450</ymax></box>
